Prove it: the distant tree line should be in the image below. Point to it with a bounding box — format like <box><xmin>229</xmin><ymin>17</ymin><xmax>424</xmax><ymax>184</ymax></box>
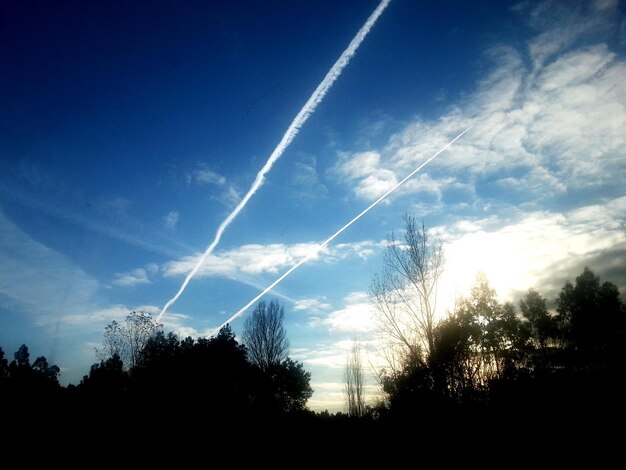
<box><xmin>1</xmin><ymin>301</ymin><xmax>312</xmax><ymax>429</ymax></box>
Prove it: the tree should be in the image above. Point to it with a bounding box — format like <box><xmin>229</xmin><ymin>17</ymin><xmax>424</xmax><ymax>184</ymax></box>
<box><xmin>14</xmin><ymin>344</ymin><xmax>30</xmax><ymax>367</ymax></box>
<box><xmin>345</xmin><ymin>341</ymin><xmax>365</xmax><ymax>417</ymax></box>
<box><xmin>97</xmin><ymin>311</ymin><xmax>161</xmax><ymax>370</ymax></box>
<box><xmin>0</xmin><ymin>348</ymin><xmax>7</xmax><ymax>380</ymax></box>
<box><xmin>557</xmin><ymin>267</ymin><xmax>624</xmax><ymax>352</ymax></box>
<box><xmin>520</xmin><ymin>289</ymin><xmax>556</xmax><ymax>352</ymax></box>
<box><xmin>79</xmin><ymin>354</ymin><xmax>128</xmax><ymax>397</ymax></box>
<box><xmin>32</xmin><ymin>356</ymin><xmax>60</xmax><ymax>384</ymax></box>
<box><xmin>126</xmin><ymin>311</ymin><xmax>161</xmax><ymax>370</ymax></box>
<box><xmin>439</xmin><ymin>274</ymin><xmax>525</xmax><ymax>391</ymax></box>
<box><xmin>243</xmin><ymin>300</ymin><xmax>288</xmax><ymax>372</ymax></box>
<box><xmin>465</xmin><ymin>275</ymin><xmax>515</xmax><ymax>378</ymax></box>
<box><xmin>370</xmin><ymin>216</ymin><xmax>444</xmax><ymax>369</ymax></box>
<box><xmin>271</xmin><ymin>358</ymin><xmax>313</xmax><ymax>413</ymax></box>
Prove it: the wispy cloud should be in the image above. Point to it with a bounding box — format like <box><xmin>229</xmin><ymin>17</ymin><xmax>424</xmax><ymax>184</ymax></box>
<box><xmin>187</xmin><ymin>164</ymin><xmax>242</xmax><ymax>206</ymax></box>
<box><xmin>0</xmin><ymin>208</ymin><xmax>100</xmax><ymax>323</ymax></box>
<box><xmin>163</xmin><ymin>211</ymin><xmax>179</xmax><ymax>230</ymax></box>
<box><xmin>60</xmin><ymin>303</ymin><xmax>217</xmax><ymax>339</ymax></box>
<box><xmin>290</xmin><ymin>156</ymin><xmax>328</xmax><ymax>200</ymax></box>
<box><xmin>0</xmin><ymin>185</ymin><xmax>185</xmax><ymax>258</ymax></box>
<box><xmin>188</xmin><ymin>166</ymin><xmax>226</xmax><ymax>186</ymax></box>
<box><xmin>293</xmin><ymin>297</ymin><xmax>332</xmax><ymax>312</ymax></box>
<box><xmin>60</xmin><ymin>304</ymin><xmax>135</xmax><ymax>326</ymax></box>
<box><xmin>113</xmin><ymin>268</ymin><xmax>151</xmax><ymax>287</ymax></box>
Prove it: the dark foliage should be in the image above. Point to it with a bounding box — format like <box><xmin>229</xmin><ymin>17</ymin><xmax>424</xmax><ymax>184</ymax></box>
<box><xmin>1</xmin><ymin>269</ymin><xmax>624</xmax><ymax>444</ymax></box>
<box><xmin>377</xmin><ymin>267</ymin><xmax>626</xmax><ymax>431</ymax></box>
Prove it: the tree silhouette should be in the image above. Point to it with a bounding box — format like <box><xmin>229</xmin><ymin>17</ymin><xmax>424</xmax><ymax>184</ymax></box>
<box><xmin>243</xmin><ymin>300</ymin><xmax>288</xmax><ymax>372</ymax></box>
<box><xmin>520</xmin><ymin>289</ymin><xmax>556</xmax><ymax>351</ymax></box>
<box><xmin>0</xmin><ymin>348</ymin><xmax>7</xmax><ymax>380</ymax></box>
<box><xmin>0</xmin><ymin>344</ymin><xmax>60</xmax><ymax>405</ymax></box>
<box><xmin>32</xmin><ymin>356</ymin><xmax>60</xmax><ymax>384</ymax></box>
<box><xmin>79</xmin><ymin>354</ymin><xmax>128</xmax><ymax>397</ymax></box>
<box><xmin>269</xmin><ymin>358</ymin><xmax>313</xmax><ymax>413</ymax></box>
<box><xmin>97</xmin><ymin>311</ymin><xmax>161</xmax><ymax>369</ymax></box>
<box><xmin>345</xmin><ymin>341</ymin><xmax>365</xmax><ymax>417</ymax></box>
<box><xmin>557</xmin><ymin>267</ymin><xmax>624</xmax><ymax>354</ymax></box>
<box><xmin>2</xmin><ymin>265</ymin><xmax>623</xmax><ymax>430</ymax></box>
<box><xmin>370</xmin><ymin>216</ymin><xmax>444</xmax><ymax>372</ymax></box>
<box><xmin>14</xmin><ymin>344</ymin><xmax>30</xmax><ymax>367</ymax></box>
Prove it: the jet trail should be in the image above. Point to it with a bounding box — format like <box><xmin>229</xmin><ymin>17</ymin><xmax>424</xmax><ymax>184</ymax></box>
<box><xmin>209</xmin><ymin>125</ymin><xmax>473</xmax><ymax>336</ymax></box>
<box><xmin>157</xmin><ymin>0</ymin><xmax>392</xmax><ymax>322</ymax></box>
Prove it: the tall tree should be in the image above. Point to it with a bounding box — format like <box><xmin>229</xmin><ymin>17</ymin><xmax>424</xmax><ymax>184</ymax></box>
<box><xmin>345</xmin><ymin>341</ymin><xmax>365</xmax><ymax>417</ymax></box>
<box><xmin>370</xmin><ymin>216</ymin><xmax>444</xmax><ymax>369</ymax></box>
<box><xmin>243</xmin><ymin>300</ymin><xmax>288</xmax><ymax>372</ymax></box>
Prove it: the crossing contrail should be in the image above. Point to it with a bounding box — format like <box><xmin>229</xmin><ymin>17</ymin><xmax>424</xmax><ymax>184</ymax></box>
<box><xmin>209</xmin><ymin>125</ymin><xmax>473</xmax><ymax>336</ymax></box>
<box><xmin>157</xmin><ymin>0</ymin><xmax>392</xmax><ymax>322</ymax></box>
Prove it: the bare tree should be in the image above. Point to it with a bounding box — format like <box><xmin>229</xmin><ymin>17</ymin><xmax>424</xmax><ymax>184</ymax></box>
<box><xmin>370</xmin><ymin>215</ymin><xmax>444</xmax><ymax>370</ymax></box>
<box><xmin>97</xmin><ymin>311</ymin><xmax>161</xmax><ymax>370</ymax></box>
<box><xmin>98</xmin><ymin>320</ymin><xmax>126</xmax><ymax>363</ymax></box>
<box><xmin>243</xmin><ymin>300</ymin><xmax>288</xmax><ymax>371</ymax></box>
<box><xmin>344</xmin><ymin>340</ymin><xmax>365</xmax><ymax>417</ymax></box>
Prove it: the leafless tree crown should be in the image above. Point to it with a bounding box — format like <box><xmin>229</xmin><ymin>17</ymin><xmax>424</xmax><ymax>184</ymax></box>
<box><xmin>97</xmin><ymin>311</ymin><xmax>161</xmax><ymax>370</ymax></box>
<box><xmin>370</xmin><ymin>215</ymin><xmax>444</xmax><ymax>370</ymax></box>
<box><xmin>243</xmin><ymin>300</ymin><xmax>289</xmax><ymax>371</ymax></box>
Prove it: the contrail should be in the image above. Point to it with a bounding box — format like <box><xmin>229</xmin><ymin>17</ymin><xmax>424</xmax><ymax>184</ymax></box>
<box><xmin>157</xmin><ymin>0</ymin><xmax>392</xmax><ymax>322</ymax></box>
<box><xmin>209</xmin><ymin>125</ymin><xmax>473</xmax><ymax>336</ymax></box>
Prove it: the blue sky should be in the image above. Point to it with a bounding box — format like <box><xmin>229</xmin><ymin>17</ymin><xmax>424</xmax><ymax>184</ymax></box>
<box><xmin>1</xmin><ymin>0</ymin><xmax>626</xmax><ymax>410</ymax></box>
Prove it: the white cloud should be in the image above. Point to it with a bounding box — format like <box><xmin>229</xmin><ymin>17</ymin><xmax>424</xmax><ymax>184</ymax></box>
<box><xmin>292</xmin><ymin>337</ymin><xmax>381</xmax><ymax>369</ymax></box>
<box><xmin>187</xmin><ymin>164</ymin><xmax>242</xmax><ymax>206</ymax></box>
<box><xmin>497</xmin><ymin>166</ymin><xmax>567</xmax><ymax>200</ymax></box>
<box><xmin>163</xmin><ymin>240</ymin><xmax>383</xmax><ymax>280</ymax></box>
<box><xmin>436</xmin><ymin>195</ymin><xmax>626</xmax><ymax>309</ymax></box>
<box><xmin>61</xmin><ymin>304</ymin><xmax>136</xmax><ymax>326</ymax></box>
<box><xmin>113</xmin><ymin>268</ymin><xmax>151</xmax><ymax>287</ymax></box>
<box><xmin>163</xmin><ymin>211</ymin><xmax>179</xmax><ymax>230</ymax></box>
<box><xmin>60</xmin><ymin>303</ymin><xmax>217</xmax><ymax>339</ymax></box>
<box><xmin>308</xmin><ymin>291</ymin><xmax>375</xmax><ymax>333</ymax></box>
<box><xmin>332</xmin><ymin>4</ymin><xmax>626</xmax><ymax>205</ymax></box>
<box><xmin>333</xmin><ymin>151</ymin><xmax>397</xmax><ymax>200</ymax></box>
<box><xmin>525</xmin><ymin>0</ymin><xmax>618</xmax><ymax>69</ymax></box>
<box><xmin>306</xmin><ymin>381</ymin><xmax>381</xmax><ymax>412</ymax></box>
<box><xmin>220</xmin><ymin>184</ymin><xmax>241</xmax><ymax>206</ymax></box>
<box><xmin>160</xmin><ymin>311</ymin><xmax>217</xmax><ymax>339</ymax></box>
<box><xmin>291</xmin><ymin>337</ymin><xmax>386</xmax><ymax>412</ymax></box>
<box><xmin>293</xmin><ymin>297</ymin><xmax>332</xmax><ymax>312</ymax></box>
<box><xmin>331</xmin><ymin>240</ymin><xmax>386</xmax><ymax>260</ymax></box>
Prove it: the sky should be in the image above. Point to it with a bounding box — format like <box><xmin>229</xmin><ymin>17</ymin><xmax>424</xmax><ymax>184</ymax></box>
<box><xmin>1</xmin><ymin>0</ymin><xmax>626</xmax><ymax>411</ymax></box>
